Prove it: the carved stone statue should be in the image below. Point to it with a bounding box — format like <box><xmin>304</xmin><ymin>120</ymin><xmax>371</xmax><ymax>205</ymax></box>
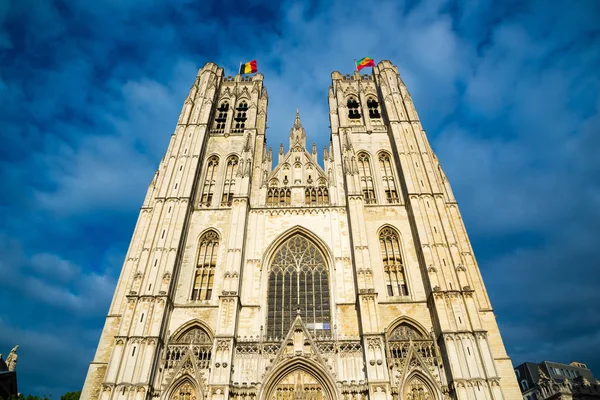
<box><xmin>5</xmin><ymin>345</ymin><xmax>18</xmax><ymax>371</ymax></box>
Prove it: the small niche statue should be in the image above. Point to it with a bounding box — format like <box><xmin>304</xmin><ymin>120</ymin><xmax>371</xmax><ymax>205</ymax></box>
<box><xmin>5</xmin><ymin>345</ymin><xmax>18</xmax><ymax>371</ymax></box>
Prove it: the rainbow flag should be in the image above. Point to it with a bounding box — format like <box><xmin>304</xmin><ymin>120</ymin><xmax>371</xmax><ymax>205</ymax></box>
<box><xmin>240</xmin><ymin>60</ymin><xmax>258</xmax><ymax>75</ymax></box>
<box><xmin>356</xmin><ymin>57</ymin><xmax>375</xmax><ymax>71</ymax></box>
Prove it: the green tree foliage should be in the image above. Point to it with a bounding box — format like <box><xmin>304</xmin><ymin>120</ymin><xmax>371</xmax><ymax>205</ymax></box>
<box><xmin>60</xmin><ymin>393</ymin><xmax>80</xmax><ymax>400</ymax></box>
<box><xmin>3</xmin><ymin>391</ymin><xmax>80</xmax><ymax>400</ymax></box>
<box><xmin>4</xmin><ymin>395</ymin><xmax>50</xmax><ymax>400</ymax></box>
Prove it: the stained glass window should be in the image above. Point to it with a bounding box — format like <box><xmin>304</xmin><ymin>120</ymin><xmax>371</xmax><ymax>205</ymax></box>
<box><xmin>266</xmin><ymin>235</ymin><xmax>330</xmax><ymax>339</ymax></box>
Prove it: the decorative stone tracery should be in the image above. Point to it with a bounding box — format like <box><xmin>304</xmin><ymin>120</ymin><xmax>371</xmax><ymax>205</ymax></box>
<box><xmin>171</xmin><ymin>381</ymin><xmax>197</xmax><ymax>400</ymax></box>
<box><xmin>268</xmin><ymin>370</ymin><xmax>327</xmax><ymax>400</ymax></box>
<box><xmin>165</xmin><ymin>325</ymin><xmax>212</xmax><ymax>370</ymax></box>
<box><xmin>386</xmin><ymin>320</ymin><xmax>442</xmax><ymax>400</ymax></box>
<box><xmin>266</xmin><ymin>234</ymin><xmax>331</xmax><ymax>340</ymax></box>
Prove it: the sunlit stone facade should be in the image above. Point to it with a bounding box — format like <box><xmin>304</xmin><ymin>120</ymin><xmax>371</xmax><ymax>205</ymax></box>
<box><xmin>81</xmin><ymin>61</ymin><xmax>520</xmax><ymax>400</ymax></box>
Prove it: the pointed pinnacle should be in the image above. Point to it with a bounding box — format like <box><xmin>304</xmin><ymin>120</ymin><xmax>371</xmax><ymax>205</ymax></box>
<box><xmin>294</xmin><ymin>109</ymin><xmax>302</xmax><ymax>128</ymax></box>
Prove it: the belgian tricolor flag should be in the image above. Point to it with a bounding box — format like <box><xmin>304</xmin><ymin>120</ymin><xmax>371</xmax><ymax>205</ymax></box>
<box><xmin>240</xmin><ymin>60</ymin><xmax>258</xmax><ymax>75</ymax></box>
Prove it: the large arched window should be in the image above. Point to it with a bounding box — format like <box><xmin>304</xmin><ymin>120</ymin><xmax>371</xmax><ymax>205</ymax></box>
<box><xmin>379</xmin><ymin>153</ymin><xmax>399</xmax><ymax>203</ymax></box>
<box><xmin>200</xmin><ymin>156</ymin><xmax>219</xmax><ymax>207</ymax></box>
<box><xmin>221</xmin><ymin>156</ymin><xmax>239</xmax><ymax>206</ymax></box>
<box><xmin>267</xmin><ymin>234</ymin><xmax>330</xmax><ymax>339</ymax></box>
<box><xmin>357</xmin><ymin>153</ymin><xmax>376</xmax><ymax>204</ymax></box>
<box><xmin>191</xmin><ymin>231</ymin><xmax>219</xmax><ymax>301</ymax></box>
<box><xmin>379</xmin><ymin>227</ymin><xmax>408</xmax><ymax>296</ymax></box>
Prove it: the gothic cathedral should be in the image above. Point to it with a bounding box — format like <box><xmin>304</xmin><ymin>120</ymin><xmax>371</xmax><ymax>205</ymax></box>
<box><xmin>81</xmin><ymin>61</ymin><xmax>520</xmax><ymax>400</ymax></box>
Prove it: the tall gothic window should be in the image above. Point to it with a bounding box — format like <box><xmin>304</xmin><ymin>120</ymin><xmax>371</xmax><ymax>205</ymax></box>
<box><xmin>379</xmin><ymin>227</ymin><xmax>408</xmax><ymax>296</ymax></box>
<box><xmin>357</xmin><ymin>153</ymin><xmax>376</xmax><ymax>204</ymax></box>
<box><xmin>191</xmin><ymin>231</ymin><xmax>219</xmax><ymax>301</ymax></box>
<box><xmin>367</xmin><ymin>97</ymin><xmax>381</xmax><ymax>119</ymax></box>
<box><xmin>267</xmin><ymin>235</ymin><xmax>331</xmax><ymax>339</ymax></box>
<box><xmin>379</xmin><ymin>153</ymin><xmax>399</xmax><ymax>203</ymax></box>
<box><xmin>221</xmin><ymin>156</ymin><xmax>239</xmax><ymax>206</ymax></box>
<box><xmin>200</xmin><ymin>156</ymin><xmax>219</xmax><ymax>207</ymax></box>
<box><xmin>213</xmin><ymin>101</ymin><xmax>229</xmax><ymax>132</ymax></box>
<box><xmin>233</xmin><ymin>100</ymin><xmax>248</xmax><ymax>132</ymax></box>
<box><xmin>347</xmin><ymin>96</ymin><xmax>361</xmax><ymax>119</ymax></box>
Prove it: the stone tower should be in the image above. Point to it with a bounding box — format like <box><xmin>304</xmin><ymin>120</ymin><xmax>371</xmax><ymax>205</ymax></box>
<box><xmin>81</xmin><ymin>61</ymin><xmax>520</xmax><ymax>400</ymax></box>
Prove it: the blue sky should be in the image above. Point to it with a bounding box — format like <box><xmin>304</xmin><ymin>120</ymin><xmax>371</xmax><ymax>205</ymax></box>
<box><xmin>1</xmin><ymin>0</ymin><xmax>599</xmax><ymax>396</ymax></box>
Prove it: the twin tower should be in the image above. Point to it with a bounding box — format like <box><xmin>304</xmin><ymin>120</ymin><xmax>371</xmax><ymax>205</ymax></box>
<box><xmin>82</xmin><ymin>61</ymin><xmax>519</xmax><ymax>400</ymax></box>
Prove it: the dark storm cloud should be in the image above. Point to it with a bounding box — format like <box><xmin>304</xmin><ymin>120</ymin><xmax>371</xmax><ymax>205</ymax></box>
<box><xmin>0</xmin><ymin>0</ymin><xmax>599</xmax><ymax>396</ymax></box>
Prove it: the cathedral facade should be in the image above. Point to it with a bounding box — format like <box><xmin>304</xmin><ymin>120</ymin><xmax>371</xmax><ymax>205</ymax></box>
<box><xmin>81</xmin><ymin>61</ymin><xmax>520</xmax><ymax>400</ymax></box>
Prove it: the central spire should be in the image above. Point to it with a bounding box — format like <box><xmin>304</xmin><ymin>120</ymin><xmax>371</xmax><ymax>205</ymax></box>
<box><xmin>289</xmin><ymin>109</ymin><xmax>306</xmax><ymax>149</ymax></box>
<box><xmin>294</xmin><ymin>109</ymin><xmax>302</xmax><ymax>128</ymax></box>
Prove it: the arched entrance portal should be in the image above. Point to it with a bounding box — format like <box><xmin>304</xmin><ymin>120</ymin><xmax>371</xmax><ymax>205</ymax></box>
<box><xmin>403</xmin><ymin>376</ymin><xmax>435</xmax><ymax>400</ymax></box>
<box><xmin>170</xmin><ymin>379</ymin><xmax>198</xmax><ymax>400</ymax></box>
<box><xmin>267</xmin><ymin>369</ymin><xmax>328</xmax><ymax>400</ymax></box>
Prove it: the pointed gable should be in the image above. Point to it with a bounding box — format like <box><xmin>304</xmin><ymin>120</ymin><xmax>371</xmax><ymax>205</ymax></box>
<box><xmin>260</xmin><ymin>314</ymin><xmax>340</xmax><ymax>400</ymax></box>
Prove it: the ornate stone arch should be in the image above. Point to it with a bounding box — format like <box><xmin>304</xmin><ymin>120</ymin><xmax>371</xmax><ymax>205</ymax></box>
<box><xmin>258</xmin><ymin>358</ymin><xmax>339</xmax><ymax>400</ymax></box>
<box><xmin>399</xmin><ymin>372</ymin><xmax>441</xmax><ymax>400</ymax></box>
<box><xmin>170</xmin><ymin>319</ymin><xmax>215</xmax><ymax>343</ymax></box>
<box><xmin>385</xmin><ymin>318</ymin><xmax>443</xmax><ymax>400</ymax></box>
<box><xmin>195</xmin><ymin>227</ymin><xmax>221</xmax><ymax>244</ymax></box>
<box><xmin>163</xmin><ymin>322</ymin><xmax>212</xmax><ymax>395</ymax></box>
<box><xmin>223</xmin><ymin>152</ymin><xmax>241</xmax><ymax>161</ymax></box>
<box><xmin>262</xmin><ymin>226</ymin><xmax>334</xmax><ymax>270</ymax></box>
<box><xmin>163</xmin><ymin>375</ymin><xmax>202</xmax><ymax>400</ymax></box>
<box><xmin>385</xmin><ymin>316</ymin><xmax>429</xmax><ymax>339</ymax></box>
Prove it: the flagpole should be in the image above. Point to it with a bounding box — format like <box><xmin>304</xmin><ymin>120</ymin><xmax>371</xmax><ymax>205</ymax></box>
<box><xmin>354</xmin><ymin>59</ymin><xmax>357</xmax><ymax>72</ymax></box>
